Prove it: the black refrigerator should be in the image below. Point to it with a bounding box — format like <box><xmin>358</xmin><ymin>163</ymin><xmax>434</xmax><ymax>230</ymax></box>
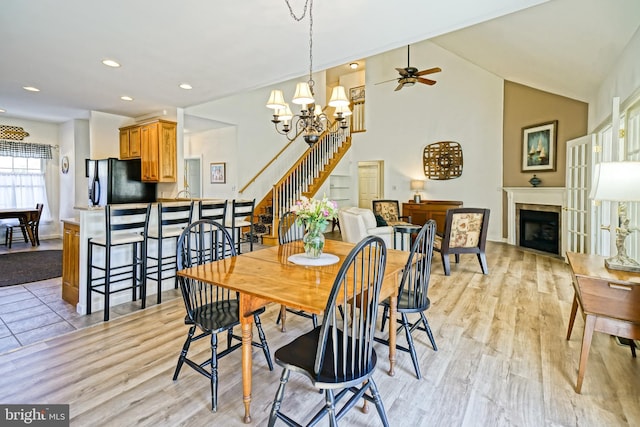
<box><xmin>87</xmin><ymin>158</ymin><xmax>157</xmax><ymax>206</ymax></box>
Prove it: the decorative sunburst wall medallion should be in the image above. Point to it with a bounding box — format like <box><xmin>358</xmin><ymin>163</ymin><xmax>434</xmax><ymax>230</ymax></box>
<box><xmin>423</xmin><ymin>141</ymin><xmax>463</xmax><ymax>180</ymax></box>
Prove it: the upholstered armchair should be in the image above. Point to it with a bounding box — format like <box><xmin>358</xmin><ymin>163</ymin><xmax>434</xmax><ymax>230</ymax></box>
<box><xmin>372</xmin><ymin>200</ymin><xmax>412</xmax><ymax>226</ymax></box>
<box><xmin>434</xmin><ymin>208</ymin><xmax>490</xmax><ymax>276</ymax></box>
<box><xmin>338</xmin><ymin>207</ymin><xmax>393</xmax><ymax>247</ymax></box>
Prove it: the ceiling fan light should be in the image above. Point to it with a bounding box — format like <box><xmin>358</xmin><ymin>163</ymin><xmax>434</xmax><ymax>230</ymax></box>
<box><xmin>266</xmin><ymin>89</ymin><xmax>286</xmax><ymax>109</ymax></box>
<box><xmin>328</xmin><ymin>86</ymin><xmax>349</xmax><ymax>107</ymax></box>
<box><xmin>292</xmin><ymin>82</ymin><xmax>314</xmax><ymax>105</ymax></box>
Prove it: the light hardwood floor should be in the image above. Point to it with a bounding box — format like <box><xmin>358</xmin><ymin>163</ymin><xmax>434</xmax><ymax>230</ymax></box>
<box><xmin>0</xmin><ymin>241</ymin><xmax>639</xmax><ymax>426</ymax></box>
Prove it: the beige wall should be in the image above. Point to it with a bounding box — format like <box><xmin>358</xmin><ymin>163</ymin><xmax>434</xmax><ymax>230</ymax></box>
<box><xmin>502</xmin><ymin>80</ymin><xmax>588</xmax><ymax>237</ymax></box>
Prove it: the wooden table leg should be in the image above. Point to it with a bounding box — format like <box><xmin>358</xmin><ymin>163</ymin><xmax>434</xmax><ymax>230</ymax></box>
<box><xmin>241</xmin><ymin>309</ymin><xmax>254</xmax><ymax>423</ymax></box>
<box><xmin>388</xmin><ymin>295</ymin><xmax>397</xmax><ymax>376</ymax></box>
<box><xmin>576</xmin><ymin>314</ymin><xmax>596</xmax><ymax>394</ymax></box>
<box><xmin>566</xmin><ymin>293</ymin><xmax>578</xmax><ymax>340</ymax></box>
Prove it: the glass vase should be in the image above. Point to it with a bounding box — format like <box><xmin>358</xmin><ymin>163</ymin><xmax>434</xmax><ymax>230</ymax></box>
<box><xmin>303</xmin><ymin>222</ymin><xmax>326</xmax><ymax>258</ymax></box>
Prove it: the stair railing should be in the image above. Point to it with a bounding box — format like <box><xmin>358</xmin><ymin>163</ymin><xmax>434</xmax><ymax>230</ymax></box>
<box><xmin>271</xmin><ymin>123</ymin><xmax>350</xmax><ymax>229</ymax></box>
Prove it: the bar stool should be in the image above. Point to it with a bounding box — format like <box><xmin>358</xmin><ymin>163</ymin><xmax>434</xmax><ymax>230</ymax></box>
<box><xmin>146</xmin><ymin>201</ymin><xmax>194</xmax><ymax>304</ymax></box>
<box><xmin>198</xmin><ymin>199</ymin><xmax>227</xmax><ymax>224</ymax></box>
<box><xmin>87</xmin><ymin>203</ymin><xmax>151</xmax><ymax>321</ymax></box>
<box><xmin>226</xmin><ymin>199</ymin><xmax>255</xmax><ymax>254</ymax></box>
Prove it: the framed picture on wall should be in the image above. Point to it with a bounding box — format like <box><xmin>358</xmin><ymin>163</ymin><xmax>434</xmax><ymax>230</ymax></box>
<box><xmin>522</xmin><ymin>120</ymin><xmax>557</xmax><ymax>172</ymax></box>
<box><xmin>210</xmin><ymin>162</ymin><xmax>226</xmax><ymax>184</ymax></box>
<box><xmin>350</xmin><ymin>85</ymin><xmax>365</xmax><ymax>102</ymax></box>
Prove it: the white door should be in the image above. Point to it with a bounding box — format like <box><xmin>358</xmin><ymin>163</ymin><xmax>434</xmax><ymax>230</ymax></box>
<box><xmin>184</xmin><ymin>157</ymin><xmax>202</xmax><ymax>198</ymax></box>
<box><xmin>358</xmin><ymin>161</ymin><xmax>383</xmax><ymax>209</ymax></box>
<box><xmin>565</xmin><ymin>134</ymin><xmax>594</xmax><ymax>254</ymax></box>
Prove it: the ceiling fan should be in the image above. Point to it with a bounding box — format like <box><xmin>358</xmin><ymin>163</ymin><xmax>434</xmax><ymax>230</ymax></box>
<box><xmin>378</xmin><ymin>45</ymin><xmax>442</xmax><ymax>91</ymax></box>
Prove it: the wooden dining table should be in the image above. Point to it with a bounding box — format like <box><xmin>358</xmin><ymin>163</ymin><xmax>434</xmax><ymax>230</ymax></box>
<box><xmin>0</xmin><ymin>207</ymin><xmax>40</xmax><ymax>246</ymax></box>
<box><xmin>177</xmin><ymin>239</ymin><xmax>409</xmax><ymax>423</ymax></box>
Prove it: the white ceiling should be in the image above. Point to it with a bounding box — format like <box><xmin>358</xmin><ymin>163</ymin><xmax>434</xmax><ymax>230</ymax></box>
<box><xmin>1</xmin><ymin>0</ymin><xmax>638</xmax><ymax>124</ymax></box>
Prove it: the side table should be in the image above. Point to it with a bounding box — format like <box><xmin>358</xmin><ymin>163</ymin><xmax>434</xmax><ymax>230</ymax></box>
<box><xmin>565</xmin><ymin>252</ymin><xmax>640</xmax><ymax>393</ymax></box>
<box><xmin>393</xmin><ymin>224</ymin><xmax>421</xmax><ymax>250</ymax></box>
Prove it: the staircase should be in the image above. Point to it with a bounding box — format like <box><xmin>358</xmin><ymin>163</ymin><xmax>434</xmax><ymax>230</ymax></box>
<box><xmin>251</xmin><ymin>127</ymin><xmax>352</xmax><ymax>245</ymax></box>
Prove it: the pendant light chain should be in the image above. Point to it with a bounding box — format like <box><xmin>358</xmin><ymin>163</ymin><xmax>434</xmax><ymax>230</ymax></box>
<box><xmin>284</xmin><ymin>0</ymin><xmax>314</xmax><ymax>91</ymax></box>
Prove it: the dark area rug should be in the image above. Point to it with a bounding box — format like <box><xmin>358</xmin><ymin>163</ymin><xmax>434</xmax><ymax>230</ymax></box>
<box><xmin>0</xmin><ymin>250</ymin><xmax>63</xmax><ymax>287</ymax></box>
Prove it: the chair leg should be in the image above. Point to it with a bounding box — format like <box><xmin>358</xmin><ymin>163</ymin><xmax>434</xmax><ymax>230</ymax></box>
<box><xmin>325</xmin><ymin>389</ymin><xmax>338</xmax><ymax>427</ymax></box>
<box><xmin>477</xmin><ymin>252</ymin><xmax>489</xmax><ymax>274</ymax></box>
<box><xmin>20</xmin><ymin>225</ymin><xmax>28</xmax><ymax>242</ymax></box>
<box><xmin>277</xmin><ymin>305</ymin><xmax>287</xmax><ymax>332</ymax></box>
<box><xmin>441</xmin><ymin>253</ymin><xmax>451</xmax><ymax>276</ymax></box>
<box><xmin>87</xmin><ymin>243</ymin><xmax>93</xmax><ymax>314</ymax></box>
<box><xmin>419</xmin><ymin>312</ymin><xmax>438</xmax><ymax>351</ymax></box>
<box><xmin>7</xmin><ymin>227</ymin><xmax>12</xmax><ymax>248</ymax></box>
<box><xmin>368</xmin><ymin>379</ymin><xmax>390</xmax><ymax>427</ymax></box>
<box><xmin>268</xmin><ymin>368</ymin><xmax>290</xmax><ymax>427</ymax></box>
<box><xmin>173</xmin><ymin>325</ymin><xmax>195</xmax><ymax>380</ymax></box>
<box><xmin>103</xmin><ymin>246</ymin><xmax>111</xmax><ymax>322</ymax></box>
<box><xmin>157</xmin><ymin>238</ymin><xmax>163</xmax><ymax>304</ymax></box>
<box><xmin>401</xmin><ymin>313</ymin><xmax>421</xmax><ymax>379</ymax></box>
<box><xmin>211</xmin><ymin>333</ymin><xmax>219</xmax><ymax>412</ymax></box>
<box><xmin>254</xmin><ymin>313</ymin><xmax>273</xmax><ymax>370</ymax></box>
<box><xmin>311</xmin><ymin>313</ymin><xmax>318</xmax><ymax>329</ymax></box>
<box><xmin>454</xmin><ymin>253</ymin><xmax>460</xmax><ymax>264</ymax></box>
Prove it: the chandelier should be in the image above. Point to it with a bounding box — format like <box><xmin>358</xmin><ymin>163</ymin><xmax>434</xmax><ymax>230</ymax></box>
<box><xmin>266</xmin><ymin>0</ymin><xmax>351</xmax><ymax>146</ymax></box>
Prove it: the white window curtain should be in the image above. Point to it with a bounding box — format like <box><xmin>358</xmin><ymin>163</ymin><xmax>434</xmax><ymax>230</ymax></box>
<box><xmin>0</xmin><ymin>170</ymin><xmax>51</xmax><ymax>222</ymax></box>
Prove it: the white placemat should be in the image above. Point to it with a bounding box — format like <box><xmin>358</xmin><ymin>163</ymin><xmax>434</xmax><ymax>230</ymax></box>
<box><xmin>287</xmin><ymin>253</ymin><xmax>340</xmax><ymax>266</ymax></box>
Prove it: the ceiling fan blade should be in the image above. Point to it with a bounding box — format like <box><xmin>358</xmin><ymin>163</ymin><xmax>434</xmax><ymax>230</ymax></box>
<box><xmin>395</xmin><ymin>67</ymin><xmax>409</xmax><ymax>77</ymax></box>
<box><xmin>416</xmin><ymin>67</ymin><xmax>442</xmax><ymax>76</ymax></box>
<box><xmin>417</xmin><ymin>77</ymin><xmax>437</xmax><ymax>86</ymax></box>
<box><xmin>394</xmin><ymin>83</ymin><xmax>404</xmax><ymax>91</ymax></box>
<box><xmin>375</xmin><ymin>77</ymin><xmax>400</xmax><ymax>85</ymax></box>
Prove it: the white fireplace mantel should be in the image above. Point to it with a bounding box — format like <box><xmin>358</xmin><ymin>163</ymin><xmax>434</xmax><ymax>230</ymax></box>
<box><xmin>503</xmin><ymin>187</ymin><xmax>566</xmax><ymax>255</ymax></box>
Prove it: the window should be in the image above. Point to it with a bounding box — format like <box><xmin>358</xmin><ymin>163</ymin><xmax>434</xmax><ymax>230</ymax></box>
<box><xmin>0</xmin><ymin>156</ymin><xmax>48</xmax><ymax>217</ymax></box>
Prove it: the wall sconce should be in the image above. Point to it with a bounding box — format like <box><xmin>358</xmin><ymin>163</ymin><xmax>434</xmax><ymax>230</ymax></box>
<box><xmin>590</xmin><ymin>161</ymin><xmax>640</xmax><ymax>272</ymax></box>
<box><xmin>410</xmin><ymin>179</ymin><xmax>425</xmax><ymax>203</ymax></box>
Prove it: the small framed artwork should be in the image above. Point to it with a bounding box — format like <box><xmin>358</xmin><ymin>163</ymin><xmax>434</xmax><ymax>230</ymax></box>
<box><xmin>349</xmin><ymin>85</ymin><xmax>365</xmax><ymax>102</ymax></box>
<box><xmin>210</xmin><ymin>162</ymin><xmax>226</xmax><ymax>184</ymax></box>
<box><xmin>522</xmin><ymin>120</ymin><xmax>557</xmax><ymax>172</ymax></box>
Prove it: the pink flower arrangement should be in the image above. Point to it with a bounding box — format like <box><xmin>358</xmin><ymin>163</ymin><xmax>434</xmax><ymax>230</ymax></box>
<box><xmin>290</xmin><ymin>195</ymin><xmax>338</xmax><ymax>231</ymax></box>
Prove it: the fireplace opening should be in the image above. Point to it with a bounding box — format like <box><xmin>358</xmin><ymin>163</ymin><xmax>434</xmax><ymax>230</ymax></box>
<box><xmin>519</xmin><ymin>209</ymin><xmax>559</xmax><ymax>255</ymax></box>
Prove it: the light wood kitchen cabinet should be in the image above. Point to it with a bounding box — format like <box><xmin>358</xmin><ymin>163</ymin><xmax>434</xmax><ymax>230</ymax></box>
<box><xmin>62</xmin><ymin>221</ymin><xmax>80</xmax><ymax>306</ymax></box>
<box><xmin>140</xmin><ymin>120</ymin><xmax>177</xmax><ymax>182</ymax></box>
<box><xmin>119</xmin><ymin>125</ymin><xmax>141</xmax><ymax>159</ymax></box>
<box><xmin>402</xmin><ymin>200</ymin><xmax>463</xmax><ymax>234</ymax></box>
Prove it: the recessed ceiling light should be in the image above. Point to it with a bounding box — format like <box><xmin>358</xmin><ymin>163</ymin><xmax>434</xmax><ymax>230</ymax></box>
<box><xmin>120</xmin><ymin>96</ymin><xmax>133</xmax><ymax>101</ymax></box>
<box><xmin>349</xmin><ymin>62</ymin><xmax>359</xmax><ymax>70</ymax></box>
<box><xmin>102</xmin><ymin>59</ymin><xmax>121</xmax><ymax>68</ymax></box>
<box><xmin>179</xmin><ymin>83</ymin><xmax>193</xmax><ymax>90</ymax></box>
<box><xmin>23</xmin><ymin>86</ymin><xmax>40</xmax><ymax>92</ymax></box>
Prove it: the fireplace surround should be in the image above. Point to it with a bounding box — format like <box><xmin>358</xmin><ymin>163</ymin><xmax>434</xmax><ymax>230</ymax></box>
<box><xmin>504</xmin><ymin>187</ymin><xmax>566</xmax><ymax>257</ymax></box>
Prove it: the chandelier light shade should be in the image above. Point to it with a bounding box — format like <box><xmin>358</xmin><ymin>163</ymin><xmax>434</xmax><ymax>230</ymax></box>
<box><xmin>266</xmin><ymin>0</ymin><xmax>351</xmax><ymax>146</ymax></box>
<box><xmin>589</xmin><ymin>161</ymin><xmax>640</xmax><ymax>272</ymax></box>
<box><xmin>328</xmin><ymin>86</ymin><xmax>349</xmax><ymax>107</ymax></box>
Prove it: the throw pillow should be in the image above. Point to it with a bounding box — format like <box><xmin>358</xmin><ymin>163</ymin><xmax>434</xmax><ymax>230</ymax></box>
<box><xmin>375</xmin><ymin>214</ymin><xmax>388</xmax><ymax>227</ymax></box>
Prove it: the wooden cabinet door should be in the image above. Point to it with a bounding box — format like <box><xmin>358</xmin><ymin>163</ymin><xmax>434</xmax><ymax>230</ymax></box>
<box><xmin>62</xmin><ymin>222</ymin><xmax>80</xmax><ymax>305</ymax></box>
<box><xmin>128</xmin><ymin>127</ymin><xmax>141</xmax><ymax>158</ymax></box>
<box><xmin>141</xmin><ymin>123</ymin><xmax>159</xmax><ymax>182</ymax></box>
<box><xmin>119</xmin><ymin>129</ymin><xmax>130</xmax><ymax>159</ymax></box>
<box><xmin>158</xmin><ymin>121</ymin><xmax>177</xmax><ymax>182</ymax></box>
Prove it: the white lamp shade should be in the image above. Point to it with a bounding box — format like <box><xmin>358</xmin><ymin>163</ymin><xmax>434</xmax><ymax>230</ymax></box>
<box><xmin>278</xmin><ymin>104</ymin><xmax>293</xmax><ymax>122</ymax></box>
<box><xmin>333</xmin><ymin>105</ymin><xmax>352</xmax><ymax>117</ymax></box>
<box><xmin>590</xmin><ymin>161</ymin><xmax>640</xmax><ymax>201</ymax></box>
<box><xmin>313</xmin><ymin>105</ymin><xmax>323</xmax><ymax>117</ymax></box>
<box><xmin>292</xmin><ymin>82</ymin><xmax>315</xmax><ymax>105</ymax></box>
<box><xmin>266</xmin><ymin>90</ymin><xmax>286</xmax><ymax>109</ymax></box>
<box><xmin>328</xmin><ymin>86</ymin><xmax>349</xmax><ymax>107</ymax></box>
<box><xmin>410</xmin><ymin>179</ymin><xmax>425</xmax><ymax>191</ymax></box>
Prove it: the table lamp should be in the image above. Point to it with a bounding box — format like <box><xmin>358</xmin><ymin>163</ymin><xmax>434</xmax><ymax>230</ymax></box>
<box><xmin>589</xmin><ymin>161</ymin><xmax>640</xmax><ymax>272</ymax></box>
<box><xmin>410</xmin><ymin>180</ymin><xmax>425</xmax><ymax>203</ymax></box>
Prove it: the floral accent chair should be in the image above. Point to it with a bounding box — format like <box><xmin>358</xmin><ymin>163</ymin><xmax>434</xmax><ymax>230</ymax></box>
<box><xmin>372</xmin><ymin>200</ymin><xmax>413</xmax><ymax>226</ymax></box>
<box><xmin>433</xmin><ymin>208</ymin><xmax>490</xmax><ymax>276</ymax></box>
